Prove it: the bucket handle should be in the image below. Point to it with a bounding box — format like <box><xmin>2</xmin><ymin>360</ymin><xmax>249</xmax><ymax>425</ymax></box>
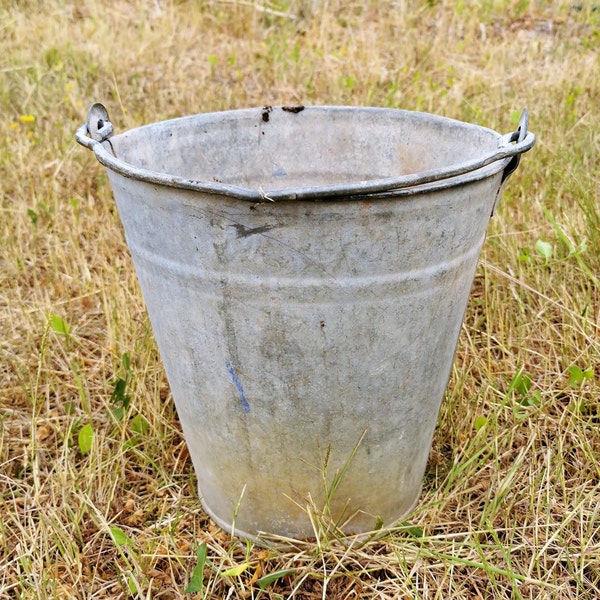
<box><xmin>489</xmin><ymin>109</ymin><xmax>530</xmax><ymax>215</ymax></box>
<box><xmin>500</xmin><ymin>108</ymin><xmax>529</xmax><ymax>184</ymax></box>
<box><xmin>76</xmin><ymin>103</ymin><xmax>535</xmax><ymax>202</ymax></box>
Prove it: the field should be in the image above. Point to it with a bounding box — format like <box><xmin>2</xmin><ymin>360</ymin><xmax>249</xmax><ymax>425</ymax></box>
<box><xmin>1</xmin><ymin>0</ymin><xmax>599</xmax><ymax>598</ymax></box>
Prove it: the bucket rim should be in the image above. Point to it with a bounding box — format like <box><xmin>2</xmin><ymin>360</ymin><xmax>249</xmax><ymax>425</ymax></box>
<box><xmin>76</xmin><ymin>104</ymin><xmax>535</xmax><ymax>202</ymax></box>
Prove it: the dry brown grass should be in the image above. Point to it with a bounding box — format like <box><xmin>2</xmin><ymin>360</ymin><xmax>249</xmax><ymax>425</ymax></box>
<box><xmin>1</xmin><ymin>0</ymin><xmax>599</xmax><ymax>598</ymax></box>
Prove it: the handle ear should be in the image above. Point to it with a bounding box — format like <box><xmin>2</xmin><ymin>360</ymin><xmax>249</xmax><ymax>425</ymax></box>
<box><xmin>491</xmin><ymin>109</ymin><xmax>531</xmax><ymax>216</ymax></box>
<box><xmin>501</xmin><ymin>109</ymin><xmax>529</xmax><ymax>185</ymax></box>
<box><xmin>87</xmin><ymin>103</ymin><xmax>114</xmax><ymax>142</ymax></box>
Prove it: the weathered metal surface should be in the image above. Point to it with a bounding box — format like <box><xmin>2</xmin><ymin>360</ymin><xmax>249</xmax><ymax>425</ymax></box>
<box><xmin>77</xmin><ymin>105</ymin><xmax>534</xmax><ymax>540</ymax></box>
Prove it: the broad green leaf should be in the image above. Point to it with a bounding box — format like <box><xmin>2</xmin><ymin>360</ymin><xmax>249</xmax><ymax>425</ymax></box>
<box><xmin>110</xmin><ymin>406</ymin><xmax>125</xmax><ymax>422</ymax></box>
<box><xmin>78</xmin><ymin>423</ymin><xmax>94</xmax><ymax>455</ymax></box>
<box><xmin>130</xmin><ymin>414</ymin><xmax>149</xmax><ymax>435</ymax></box>
<box><xmin>109</xmin><ymin>525</ymin><xmax>131</xmax><ymax>546</ymax></box>
<box><xmin>535</xmin><ymin>239</ymin><xmax>553</xmax><ymax>261</ymax></box>
<box><xmin>257</xmin><ymin>569</ymin><xmax>297</xmax><ymax>589</ymax></box>
<box><xmin>400</xmin><ymin>521</ymin><xmax>424</xmax><ymax>538</ymax></box>
<box><xmin>49</xmin><ymin>314</ymin><xmax>70</xmax><ymax>335</ymax></box>
<box><xmin>406</xmin><ymin>525</ymin><xmax>424</xmax><ymax>538</ymax></box>
<box><xmin>568</xmin><ymin>365</ymin><xmax>584</xmax><ymax>387</ymax></box>
<box><xmin>511</xmin><ymin>371</ymin><xmax>532</xmax><ymax>396</ymax></box>
<box><xmin>127</xmin><ymin>573</ymin><xmax>138</xmax><ymax>595</ymax></box>
<box><xmin>27</xmin><ymin>208</ymin><xmax>38</xmax><ymax>225</ymax></box>
<box><xmin>110</xmin><ymin>378</ymin><xmax>130</xmax><ymax>411</ymax></box>
<box><xmin>220</xmin><ymin>563</ymin><xmax>249</xmax><ymax>578</ymax></box>
<box><xmin>519</xmin><ymin>391</ymin><xmax>541</xmax><ymax>407</ymax></box>
<box><xmin>518</xmin><ymin>247</ymin><xmax>532</xmax><ymax>263</ymax></box>
<box><xmin>474</xmin><ymin>416</ymin><xmax>488</xmax><ymax>431</ymax></box>
<box><xmin>569</xmin><ymin>365</ymin><xmax>594</xmax><ymax>387</ymax></box>
<box><xmin>184</xmin><ymin>543</ymin><xmax>207</xmax><ymax>594</ymax></box>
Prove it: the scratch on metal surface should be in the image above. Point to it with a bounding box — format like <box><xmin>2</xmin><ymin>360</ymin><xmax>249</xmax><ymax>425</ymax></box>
<box><xmin>226</xmin><ymin>362</ymin><xmax>251</xmax><ymax>413</ymax></box>
<box><xmin>231</xmin><ymin>223</ymin><xmax>274</xmax><ymax>238</ymax></box>
<box><xmin>187</xmin><ymin>209</ymin><xmax>339</xmax><ymax>281</ymax></box>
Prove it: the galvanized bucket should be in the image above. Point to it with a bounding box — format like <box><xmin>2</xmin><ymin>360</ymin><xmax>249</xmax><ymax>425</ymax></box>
<box><xmin>77</xmin><ymin>103</ymin><xmax>534</xmax><ymax>540</ymax></box>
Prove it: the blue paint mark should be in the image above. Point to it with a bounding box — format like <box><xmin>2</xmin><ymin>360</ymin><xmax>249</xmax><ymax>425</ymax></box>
<box><xmin>226</xmin><ymin>362</ymin><xmax>251</xmax><ymax>413</ymax></box>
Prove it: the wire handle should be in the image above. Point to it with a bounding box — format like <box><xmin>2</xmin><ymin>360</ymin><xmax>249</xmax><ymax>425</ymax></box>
<box><xmin>76</xmin><ymin>103</ymin><xmax>535</xmax><ymax>202</ymax></box>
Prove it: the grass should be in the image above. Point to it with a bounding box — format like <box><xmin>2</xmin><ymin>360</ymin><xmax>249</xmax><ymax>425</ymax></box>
<box><xmin>1</xmin><ymin>0</ymin><xmax>599</xmax><ymax>597</ymax></box>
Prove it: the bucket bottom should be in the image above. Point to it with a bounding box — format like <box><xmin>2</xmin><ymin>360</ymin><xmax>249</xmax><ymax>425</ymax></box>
<box><xmin>199</xmin><ymin>483</ymin><xmax>423</xmax><ymax>545</ymax></box>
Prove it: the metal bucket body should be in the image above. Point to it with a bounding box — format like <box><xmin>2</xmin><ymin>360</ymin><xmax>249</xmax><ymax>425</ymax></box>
<box><xmin>78</xmin><ymin>106</ymin><xmax>534</xmax><ymax>539</ymax></box>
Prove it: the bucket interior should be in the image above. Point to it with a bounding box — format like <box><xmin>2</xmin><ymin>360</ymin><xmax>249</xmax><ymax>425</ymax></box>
<box><xmin>107</xmin><ymin>107</ymin><xmax>502</xmax><ymax>192</ymax></box>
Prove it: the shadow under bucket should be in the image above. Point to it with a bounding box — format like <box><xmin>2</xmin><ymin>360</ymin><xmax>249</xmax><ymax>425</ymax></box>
<box><xmin>77</xmin><ymin>104</ymin><xmax>534</xmax><ymax>541</ymax></box>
